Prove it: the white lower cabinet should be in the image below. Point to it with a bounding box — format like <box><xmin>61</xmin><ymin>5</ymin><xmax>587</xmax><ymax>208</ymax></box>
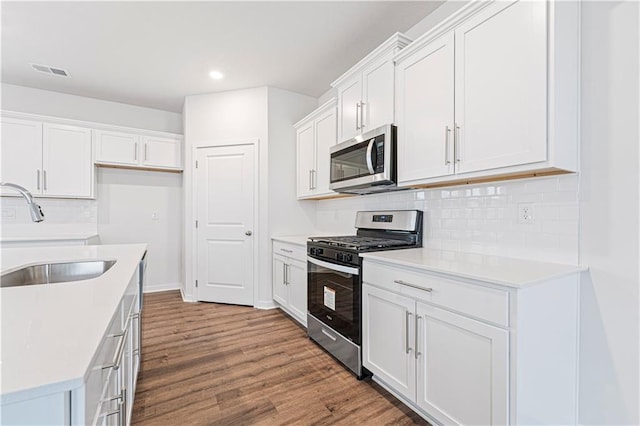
<box><xmin>363</xmin><ymin>284</ymin><xmax>508</xmax><ymax>425</ymax></box>
<box><xmin>363</xmin><ymin>258</ymin><xmax>579</xmax><ymax>425</ymax></box>
<box><xmin>1</xmin><ymin>266</ymin><xmax>142</xmax><ymax>426</ymax></box>
<box><xmin>272</xmin><ymin>240</ymin><xmax>307</xmax><ymax>326</ymax></box>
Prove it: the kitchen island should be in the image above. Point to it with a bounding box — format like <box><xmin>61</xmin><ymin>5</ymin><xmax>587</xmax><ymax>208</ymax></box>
<box><xmin>0</xmin><ymin>243</ymin><xmax>146</xmax><ymax>425</ymax></box>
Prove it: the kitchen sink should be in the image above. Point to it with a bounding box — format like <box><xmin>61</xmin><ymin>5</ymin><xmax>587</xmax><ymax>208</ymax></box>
<box><xmin>1</xmin><ymin>260</ymin><xmax>117</xmax><ymax>288</ymax></box>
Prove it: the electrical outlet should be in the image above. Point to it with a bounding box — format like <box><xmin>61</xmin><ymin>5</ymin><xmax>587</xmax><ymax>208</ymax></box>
<box><xmin>151</xmin><ymin>211</ymin><xmax>159</xmax><ymax>220</ymax></box>
<box><xmin>518</xmin><ymin>203</ymin><xmax>535</xmax><ymax>224</ymax></box>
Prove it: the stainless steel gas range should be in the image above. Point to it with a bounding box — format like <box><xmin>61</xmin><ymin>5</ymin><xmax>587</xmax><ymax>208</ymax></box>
<box><xmin>306</xmin><ymin>210</ymin><xmax>423</xmax><ymax>379</ymax></box>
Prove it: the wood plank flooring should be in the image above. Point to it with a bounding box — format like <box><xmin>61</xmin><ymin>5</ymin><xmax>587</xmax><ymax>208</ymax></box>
<box><xmin>132</xmin><ymin>291</ymin><xmax>430</xmax><ymax>426</ymax></box>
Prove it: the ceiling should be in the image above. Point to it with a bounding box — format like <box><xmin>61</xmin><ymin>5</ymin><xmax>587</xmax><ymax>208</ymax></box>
<box><xmin>1</xmin><ymin>1</ymin><xmax>443</xmax><ymax>113</ymax></box>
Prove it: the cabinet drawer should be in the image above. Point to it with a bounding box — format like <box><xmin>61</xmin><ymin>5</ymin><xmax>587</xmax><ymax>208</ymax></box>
<box><xmin>84</xmin><ymin>307</ymin><xmax>125</xmax><ymax>425</ymax></box>
<box><xmin>363</xmin><ymin>261</ymin><xmax>509</xmax><ymax>327</ymax></box>
<box><xmin>273</xmin><ymin>241</ymin><xmax>307</xmax><ymax>262</ymax></box>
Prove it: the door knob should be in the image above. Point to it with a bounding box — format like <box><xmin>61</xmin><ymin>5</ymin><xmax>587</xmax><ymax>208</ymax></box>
<box><xmin>245</xmin><ymin>230</ymin><xmax>253</xmax><ymax>236</ymax></box>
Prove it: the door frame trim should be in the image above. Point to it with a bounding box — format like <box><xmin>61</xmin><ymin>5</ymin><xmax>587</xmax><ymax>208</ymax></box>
<box><xmin>184</xmin><ymin>138</ymin><xmax>260</xmax><ymax>305</ymax></box>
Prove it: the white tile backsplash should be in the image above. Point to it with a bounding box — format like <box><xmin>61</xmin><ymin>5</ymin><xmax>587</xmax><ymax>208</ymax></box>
<box><xmin>316</xmin><ymin>174</ymin><xmax>580</xmax><ymax>264</ymax></box>
<box><xmin>0</xmin><ymin>197</ymin><xmax>98</xmax><ymax>237</ymax></box>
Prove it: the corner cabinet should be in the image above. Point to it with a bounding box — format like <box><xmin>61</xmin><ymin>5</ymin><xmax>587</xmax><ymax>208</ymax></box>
<box><xmin>332</xmin><ymin>33</ymin><xmax>412</xmax><ymax>143</ymax></box>
<box><xmin>295</xmin><ymin>98</ymin><xmax>337</xmax><ymax>199</ymax></box>
<box><xmin>395</xmin><ymin>0</ymin><xmax>579</xmax><ymax>187</ymax></box>
<box><xmin>272</xmin><ymin>240</ymin><xmax>307</xmax><ymax>326</ymax></box>
<box><xmin>94</xmin><ymin>130</ymin><xmax>182</xmax><ymax>171</ymax></box>
<box><xmin>362</xmin><ymin>257</ymin><xmax>580</xmax><ymax>425</ymax></box>
<box><xmin>0</xmin><ymin>117</ymin><xmax>94</xmax><ymax>198</ymax></box>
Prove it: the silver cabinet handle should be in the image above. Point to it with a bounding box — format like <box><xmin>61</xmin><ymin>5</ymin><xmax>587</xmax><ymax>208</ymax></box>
<box><xmin>102</xmin><ymin>325</ymin><xmax>128</xmax><ymax>370</ymax></box>
<box><xmin>144</xmin><ymin>143</ymin><xmax>148</xmax><ymax>161</ymax></box>
<box><xmin>355</xmin><ymin>102</ymin><xmax>361</xmax><ymax>130</ymax></box>
<box><xmin>36</xmin><ymin>170</ymin><xmax>40</xmax><ymax>190</ymax></box>
<box><xmin>393</xmin><ymin>279</ymin><xmax>433</xmax><ymax>292</ymax></box>
<box><xmin>280</xmin><ymin>248</ymin><xmax>293</xmax><ymax>253</ymax></box>
<box><xmin>360</xmin><ymin>101</ymin><xmax>366</xmax><ymax>129</ymax></box>
<box><xmin>286</xmin><ymin>264</ymin><xmax>290</xmax><ymax>285</ymax></box>
<box><xmin>43</xmin><ymin>170</ymin><xmax>47</xmax><ymax>191</ymax></box>
<box><xmin>445</xmin><ymin>126</ymin><xmax>452</xmax><ymax>165</ymax></box>
<box><xmin>308</xmin><ymin>169</ymin><xmax>313</xmax><ymax>190</ymax></box>
<box><xmin>282</xmin><ymin>263</ymin><xmax>287</xmax><ymax>285</ymax></box>
<box><xmin>405</xmin><ymin>311</ymin><xmax>413</xmax><ymax>354</ymax></box>
<box><xmin>455</xmin><ymin>124</ymin><xmax>461</xmax><ymax>163</ymax></box>
<box><xmin>415</xmin><ymin>315</ymin><xmax>423</xmax><ymax>360</ymax></box>
<box><xmin>134</xmin><ymin>142</ymin><xmax>138</xmax><ymax>161</ymax></box>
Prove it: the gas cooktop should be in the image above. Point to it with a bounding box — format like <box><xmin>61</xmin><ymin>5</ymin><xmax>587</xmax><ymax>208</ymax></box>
<box><xmin>308</xmin><ymin>235</ymin><xmax>415</xmax><ymax>251</ymax></box>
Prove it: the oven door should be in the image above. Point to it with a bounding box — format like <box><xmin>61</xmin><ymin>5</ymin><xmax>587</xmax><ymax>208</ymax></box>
<box><xmin>307</xmin><ymin>256</ymin><xmax>361</xmax><ymax>343</ymax></box>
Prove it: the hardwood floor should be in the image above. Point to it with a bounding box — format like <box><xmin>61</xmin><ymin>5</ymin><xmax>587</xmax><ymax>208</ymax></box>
<box><xmin>132</xmin><ymin>291</ymin><xmax>430</xmax><ymax>425</ymax></box>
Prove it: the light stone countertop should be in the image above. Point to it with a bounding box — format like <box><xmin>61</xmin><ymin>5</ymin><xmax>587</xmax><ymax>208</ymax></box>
<box><xmin>0</xmin><ymin>244</ymin><xmax>147</xmax><ymax>404</ymax></box>
<box><xmin>361</xmin><ymin>248</ymin><xmax>587</xmax><ymax>288</ymax></box>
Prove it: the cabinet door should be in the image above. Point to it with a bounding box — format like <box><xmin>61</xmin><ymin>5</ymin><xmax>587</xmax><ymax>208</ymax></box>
<box><xmin>313</xmin><ymin>108</ymin><xmax>336</xmax><ymax>196</ymax></box>
<box><xmin>287</xmin><ymin>258</ymin><xmax>307</xmax><ymax>325</ymax></box>
<box><xmin>273</xmin><ymin>255</ymin><xmax>288</xmax><ymax>307</ymax></box>
<box><xmin>454</xmin><ymin>0</ymin><xmax>547</xmax><ymax>173</ymax></box>
<box><xmin>0</xmin><ymin>117</ymin><xmax>43</xmax><ymax>195</ymax></box>
<box><xmin>397</xmin><ymin>33</ymin><xmax>455</xmax><ymax>185</ymax></box>
<box><xmin>362</xmin><ymin>284</ymin><xmax>416</xmax><ymax>401</ymax></box>
<box><xmin>94</xmin><ymin>130</ymin><xmax>141</xmax><ymax>166</ymax></box>
<box><xmin>336</xmin><ymin>76</ymin><xmax>362</xmax><ymax>142</ymax></box>
<box><xmin>362</xmin><ymin>56</ymin><xmax>394</xmax><ymax>133</ymax></box>
<box><xmin>296</xmin><ymin>122</ymin><xmax>315</xmax><ymax>198</ymax></box>
<box><xmin>142</xmin><ymin>136</ymin><xmax>181</xmax><ymax>169</ymax></box>
<box><xmin>416</xmin><ymin>302</ymin><xmax>508</xmax><ymax>425</ymax></box>
<box><xmin>42</xmin><ymin>124</ymin><xmax>93</xmax><ymax>197</ymax></box>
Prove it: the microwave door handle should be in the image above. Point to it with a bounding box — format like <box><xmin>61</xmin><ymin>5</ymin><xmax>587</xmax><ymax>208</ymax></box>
<box><xmin>366</xmin><ymin>139</ymin><xmax>375</xmax><ymax>174</ymax></box>
<box><xmin>307</xmin><ymin>256</ymin><xmax>360</xmax><ymax>276</ymax></box>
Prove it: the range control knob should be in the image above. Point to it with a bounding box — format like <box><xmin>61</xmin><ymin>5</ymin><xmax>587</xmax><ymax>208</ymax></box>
<box><xmin>346</xmin><ymin>254</ymin><xmax>354</xmax><ymax>262</ymax></box>
<box><xmin>309</xmin><ymin>247</ymin><xmax>317</xmax><ymax>255</ymax></box>
<box><xmin>336</xmin><ymin>253</ymin><xmax>344</xmax><ymax>262</ymax></box>
<box><xmin>317</xmin><ymin>248</ymin><xmax>324</xmax><ymax>255</ymax></box>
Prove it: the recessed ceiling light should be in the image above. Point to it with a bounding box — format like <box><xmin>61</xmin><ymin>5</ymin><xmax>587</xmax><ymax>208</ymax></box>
<box><xmin>209</xmin><ymin>70</ymin><xmax>224</xmax><ymax>80</ymax></box>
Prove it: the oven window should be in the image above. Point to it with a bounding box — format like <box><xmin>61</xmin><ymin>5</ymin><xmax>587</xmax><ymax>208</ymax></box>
<box><xmin>330</xmin><ymin>140</ymin><xmax>371</xmax><ymax>183</ymax></box>
<box><xmin>307</xmin><ymin>260</ymin><xmax>360</xmax><ymax>342</ymax></box>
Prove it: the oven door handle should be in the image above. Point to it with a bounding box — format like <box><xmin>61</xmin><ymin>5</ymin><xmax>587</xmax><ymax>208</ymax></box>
<box><xmin>307</xmin><ymin>256</ymin><xmax>360</xmax><ymax>276</ymax></box>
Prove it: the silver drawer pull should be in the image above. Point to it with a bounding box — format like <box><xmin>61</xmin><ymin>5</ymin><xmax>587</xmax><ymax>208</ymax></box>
<box><xmin>280</xmin><ymin>248</ymin><xmax>293</xmax><ymax>253</ymax></box>
<box><xmin>393</xmin><ymin>279</ymin><xmax>433</xmax><ymax>292</ymax></box>
<box><xmin>321</xmin><ymin>328</ymin><xmax>337</xmax><ymax>341</ymax></box>
<box><xmin>405</xmin><ymin>311</ymin><xmax>413</xmax><ymax>354</ymax></box>
<box><xmin>102</xmin><ymin>326</ymin><xmax>128</xmax><ymax>370</ymax></box>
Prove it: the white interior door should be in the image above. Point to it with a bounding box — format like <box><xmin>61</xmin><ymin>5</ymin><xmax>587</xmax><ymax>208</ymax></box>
<box><xmin>196</xmin><ymin>143</ymin><xmax>255</xmax><ymax>306</ymax></box>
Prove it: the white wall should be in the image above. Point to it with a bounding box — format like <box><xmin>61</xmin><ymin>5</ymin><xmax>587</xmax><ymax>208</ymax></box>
<box><xmin>183</xmin><ymin>87</ymin><xmax>318</xmax><ymax>307</ymax></box>
<box><xmin>1</xmin><ymin>84</ymin><xmax>185</xmax><ymax>293</ymax></box>
<box><xmin>1</xmin><ymin>83</ymin><xmax>182</xmax><ymax>134</ymax></box>
<box><xmin>182</xmin><ymin>87</ymin><xmax>270</xmax><ymax>304</ymax></box>
<box><xmin>97</xmin><ymin>168</ymin><xmax>183</xmax><ymax>292</ymax></box>
<box><xmin>267</xmin><ymin>87</ymin><xmax>317</xmax><ymax>235</ymax></box>
<box><xmin>578</xmin><ymin>1</ymin><xmax>639</xmax><ymax>424</ymax></box>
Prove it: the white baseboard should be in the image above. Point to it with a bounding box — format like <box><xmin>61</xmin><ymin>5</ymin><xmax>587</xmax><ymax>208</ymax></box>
<box><xmin>179</xmin><ymin>287</ymin><xmax>197</xmax><ymax>303</ymax></box>
<box><xmin>143</xmin><ymin>282</ymin><xmax>181</xmax><ymax>294</ymax></box>
<box><xmin>255</xmin><ymin>300</ymin><xmax>278</xmax><ymax>310</ymax></box>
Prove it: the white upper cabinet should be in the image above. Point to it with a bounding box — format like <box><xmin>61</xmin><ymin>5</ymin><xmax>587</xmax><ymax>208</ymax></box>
<box><xmin>94</xmin><ymin>130</ymin><xmax>140</xmax><ymax>166</ymax></box>
<box><xmin>1</xmin><ymin>117</ymin><xmax>43</xmax><ymax>194</ymax></box>
<box><xmin>95</xmin><ymin>130</ymin><xmax>182</xmax><ymax>171</ymax></box>
<box><xmin>295</xmin><ymin>98</ymin><xmax>337</xmax><ymax>199</ymax></box>
<box><xmin>1</xmin><ymin>117</ymin><xmax>93</xmax><ymax>198</ymax></box>
<box><xmin>142</xmin><ymin>135</ymin><xmax>182</xmax><ymax>169</ymax></box>
<box><xmin>395</xmin><ymin>0</ymin><xmax>579</xmax><ymax>187</ymax></box>
<box><xmin>396</xmin><ymin>33</ymin><xmax>455</xmax><ymax>183</ymax></box>
<box><xmin>332</xmin><ymin>33</ymin><xmax>412</xmax><ymax>143</ymax></box>
<box><xmin>43</xmin><ymin>124</ymin><xmax>93</xmax><ymax>197</ymax></box>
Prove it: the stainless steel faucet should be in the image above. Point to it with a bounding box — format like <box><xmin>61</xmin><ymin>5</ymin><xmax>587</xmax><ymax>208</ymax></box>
<box><xmin>0</xmin><ymin>182</ymin><xmax>45</xmax><ymax>222</ymax></box>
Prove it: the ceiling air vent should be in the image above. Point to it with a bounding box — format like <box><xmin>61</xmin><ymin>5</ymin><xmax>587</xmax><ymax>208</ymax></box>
<box><xmin>31</xmin><ymin>63</ymin><xmax>69</xmax><ymax>77</ymax></box>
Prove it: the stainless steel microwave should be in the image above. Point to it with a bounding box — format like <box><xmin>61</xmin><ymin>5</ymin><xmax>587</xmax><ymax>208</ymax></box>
<box><xmin>329</xmin><ymin>124</ymin><xmax>398</xmax><ymax>195</ymax></box>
